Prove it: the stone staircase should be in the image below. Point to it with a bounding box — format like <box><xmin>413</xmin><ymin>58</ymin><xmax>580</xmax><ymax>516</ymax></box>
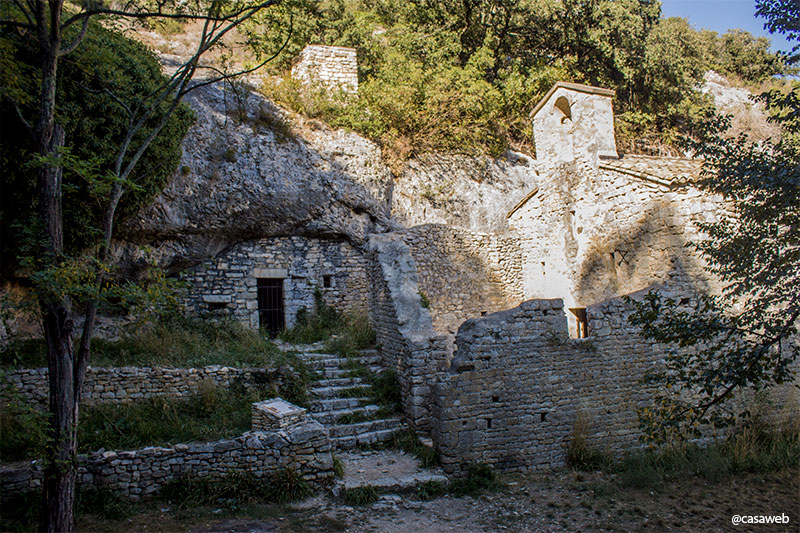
<box><xmin>296</xmin><ymin>349</ymin><xmax>405</xmax><ymax>450</ymax></box>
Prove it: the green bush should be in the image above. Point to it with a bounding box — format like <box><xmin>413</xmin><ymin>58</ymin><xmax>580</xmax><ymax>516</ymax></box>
<box><xmin>280</xmin><ymin>289</ymin><xmax>376</xmax><ymax>356</ymax></box>
<box><xmin>262</xmin><ymin>468</ymin><xmax>313</xmax><ymax>504</ymax></box>
<box><xmin>0</xmin><ymin>379</ymin><xmax>49</xmax><ymax>462</ymax></box>
<box><xmin>161</xmin><ymin>468</ymin><xmax>311</xmax><ymax>509</ymax></box>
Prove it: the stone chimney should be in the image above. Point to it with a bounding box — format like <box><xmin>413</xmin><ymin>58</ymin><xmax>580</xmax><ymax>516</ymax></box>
<box><xmin>291</xmin><ymin>44</ymin><xmax>358</xmax><ymax>93</ymax></box>
<box><xmin>531</xmin><ymin>82</ymin><xmax>618</xmax><ymax>167</ymax></box>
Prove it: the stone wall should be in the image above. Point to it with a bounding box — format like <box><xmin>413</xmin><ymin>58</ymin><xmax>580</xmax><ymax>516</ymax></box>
<box><xmin>432</xmin><ymin>296</ymin><xmax>799</xmax><ymax>473</ymax></box>
<box><xmin>182</xmin><ymin>236</ymin><xmax>370</xmax><ymax>330</ymax></box>
<box><xmin>4</xmin><ymin>366</ymin><xmax>274</xmax><ymax>406</ymax></box>
<box><xmin>401</xmin><ymin>224</ymin><xmax>523</xmax><ymax>338</ymax></box>
<box><xmin>1</xmin><ymin>417</ymin><xmax>332</xmax><ymax>500</ymax></box>
<box><xmin>367</xmin><ymin>233</ymin><xmax>450</xmax><ymax>431</ymax></box>
<box><xmin>291</xmin><ymin>45</ymin><xmax>358</xmax><ymax>93</ymax></box>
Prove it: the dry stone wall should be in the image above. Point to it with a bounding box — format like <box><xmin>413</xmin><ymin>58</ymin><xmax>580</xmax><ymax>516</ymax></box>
<box><xmin>1</xmin><ymin>420</ymin><xmax>332</xmax><ymax>500</ymax></box>
<box><xmin>400</xmin><ymin>224</ymin><xmax>523</xmax><ymax>338</ymax></box>
<box><xmin>291</xmin><ymin>45</ymin><xmax>358</xmax><ymax>93</ymax></box>
<box><xmin>183</xmin><ymin>236</ymin><xmax>369</xmax><ymax>330</ymax></box>
<box><xmin>3</xmin><ymin>366</ymin><xmax>274</xmax><ymax>406</ymax></box>
<box><xmin>432</xmin><ymin>296</ymin><xmax>799</xmax><ymax>473</ymax></box>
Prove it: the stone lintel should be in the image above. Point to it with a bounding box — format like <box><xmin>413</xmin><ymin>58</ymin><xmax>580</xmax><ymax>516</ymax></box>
<box><xmin>253</xmin><ymin>267</ymin><xmax>288</xmax><ymax>278</ymax></box>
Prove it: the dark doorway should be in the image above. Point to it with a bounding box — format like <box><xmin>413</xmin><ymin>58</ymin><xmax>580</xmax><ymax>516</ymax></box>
<box><xmin>257</xmin><ymin>278</ymin><xmax>285</xmax><ymax>336</ymax></box>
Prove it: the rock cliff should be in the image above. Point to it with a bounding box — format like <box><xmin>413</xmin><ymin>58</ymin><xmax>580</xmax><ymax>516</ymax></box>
<box><xmin>116</xmin><ymin>81</ymin><xmax>537</xmax><ymax>272</ymax></box>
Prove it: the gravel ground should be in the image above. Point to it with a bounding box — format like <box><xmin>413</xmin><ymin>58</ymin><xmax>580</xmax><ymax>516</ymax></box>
<box><xmin>80</xmin><ymin>467</ymin><xmax>799</xmax><ymax>533</ymax></box>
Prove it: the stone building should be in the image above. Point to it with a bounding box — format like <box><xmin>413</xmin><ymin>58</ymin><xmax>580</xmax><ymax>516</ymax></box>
<box><xmin>171</xmin><ymin>62</ymin><xmax>796</xmax><ymax>469</ymax></box>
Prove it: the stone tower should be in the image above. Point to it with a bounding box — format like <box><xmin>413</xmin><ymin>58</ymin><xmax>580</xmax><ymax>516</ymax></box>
<box><xmin>531</xmin><ymin>82</ymin><xmax>618</xmax><ymax>167</ymax></box>
<box><xmin>291</xmin><ymin>44</ymin><xmax>358</xmax><ymax>93</ymax></box>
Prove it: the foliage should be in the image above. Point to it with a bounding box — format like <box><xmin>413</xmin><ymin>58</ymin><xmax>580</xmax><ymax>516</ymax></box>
<box><xmin>565</xmin><ymin>413</ymin><xmax>613</xmax><ymax>472</ymax></box>
<box><xmin>616</xmin><ymin>419</ymin><xmax>799</xmax><ymax>489</ymax></box>
<box><xmin>0</xmin><ymin>316</ymin><xmax>285</xmax><ymax>369</ymax></box>
<box><xmin>448</xmin><ymin>462</ymin><xmax>503</xmax><ymax>496</ymax></box>
<box><xmin>257</xmin><ymin>0</ymin><xmax>790</xmax><ymax>161</ymax></box>
<box><xmin>0</xmin><ymin>378</ymin><xmax>50</xmax><ymax>462</ymax></box>
<box><xmin>280</xmin><ymin>289</ymin><xmax>376</xmax><ymax>355</ymax></box>
<box><xmin>0</xmin><ymin>21</ymin><xmax>194</xmax><ymax>269</ymax></box>
<box><xmin>0</xmin><ymin>381</ymin><xmax>279</xmax><ymax>461</ymax></box>
<box><xmin>160</xmin><ymin>468</ymin><xmax>310</xmax><ymax>510</ymax></box>
<box><xmin>627</xmin><ymin>5</ymin><xmax>800</xmax><ymax>442</ymax></box>
<box><xmin>342</xmin><ymin>485</ymin><xmax>378</xmax><ymax>505</ymax></box>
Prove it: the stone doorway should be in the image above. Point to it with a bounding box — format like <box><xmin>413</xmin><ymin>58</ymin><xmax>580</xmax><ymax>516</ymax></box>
<box><xmin>257</xmin><ymin>278</ymin><xmax>285</xmax><ymax>336</ymax></box>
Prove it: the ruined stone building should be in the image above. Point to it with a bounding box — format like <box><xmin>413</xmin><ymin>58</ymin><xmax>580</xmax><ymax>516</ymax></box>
<box><xmin>14</xmin><ymin>46</ymin><xmax>784</xmax><ymax>473</ymax></box>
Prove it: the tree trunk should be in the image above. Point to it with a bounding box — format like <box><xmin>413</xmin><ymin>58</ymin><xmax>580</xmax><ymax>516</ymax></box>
<box><xmin>36</xmin><ymin>125</ymin><xmax>80</xmax><ymax>533</ymax></box>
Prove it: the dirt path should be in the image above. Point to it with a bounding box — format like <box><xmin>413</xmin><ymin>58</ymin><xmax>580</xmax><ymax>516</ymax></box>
<box><xmin>79</xmin><ymin>467</ymin><xmax>799</xmax><ymax>533</ymax></box>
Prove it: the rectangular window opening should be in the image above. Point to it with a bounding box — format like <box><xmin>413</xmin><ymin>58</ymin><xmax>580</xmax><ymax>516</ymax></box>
<box><xmin>323</xmin><ymin>275</ymin><xmax>332</xmax><ymax>289</ymax></box>
<box><xmin>569</xmin><ymin>307</ymin><xmax>589</xmax><ymax>338</ymax></box>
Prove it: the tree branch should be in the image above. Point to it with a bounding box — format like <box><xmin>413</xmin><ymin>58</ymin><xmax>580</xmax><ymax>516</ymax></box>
<box><xmin>58</xmin><ymin>14</ymin><xmax>88</xmax><ymax>55</ymax></box>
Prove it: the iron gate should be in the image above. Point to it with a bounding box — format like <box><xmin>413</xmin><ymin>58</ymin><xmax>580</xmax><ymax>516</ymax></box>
<box><xmin>257</xmin><ymin>278</ymin><xmax>285</xmax><ymax>336</ymax></box>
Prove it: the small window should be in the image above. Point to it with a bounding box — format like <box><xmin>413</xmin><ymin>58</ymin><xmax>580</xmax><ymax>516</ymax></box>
<box><xmin>554</xmin><ymin>96</ymin><xmax>572</xmax><ymax>123</ymax></box>
<box><xmin>207</xmin><ymin>302</ymin><xmax>227</xmax><ymax>311</ymax></box>
<box><xmin>323</xmin><ymin>275</ymin><xmax>332</xmax><ymax>288</ymax></box>
<box><xmin>569</xmin><ymin>307</ymin><xmax>589</xmax><ymax>338</ymax></box>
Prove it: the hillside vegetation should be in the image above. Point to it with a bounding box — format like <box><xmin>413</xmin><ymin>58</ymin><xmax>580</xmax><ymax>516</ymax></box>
<box><xmin>246</xmin><ymin>0</ymin><xmax>796</xmax><ymax>161</ymax></box>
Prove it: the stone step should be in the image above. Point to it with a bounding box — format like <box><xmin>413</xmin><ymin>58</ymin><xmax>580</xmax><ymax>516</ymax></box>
<box><xmin>310</xmin><ymin>397</ymin><xmax>369</xmax><ymax>412</ymax></box>
<box><xmin>311</xmin><ymin>384</ymin><xmax>372</xmax><ymax>399</ymax></box>
<box><xmin>340</xmin><ymin>471</ymin><xmax>448</xmax><ymax>492</ymax></box>
<box><xmin>332</xmin><ymin>427</ymin><xmax>403</xmax><ymax>449</ymax></box>
<box><xmin>328</xmin><ymin>418</ymin><xmax>402</xmax><ymax>438</ymax></box>
<box><xmin>310</xmin><ymin>377</ymin><xmax>366</xmax><ymax>388</ymax></box>
<box><xmin>311</xmin><ymin>405</ymin><xmax>381</xmax><ymax>424</ymax></box>
<box><xmin>298</xmin><ymin>353</ymin><xmax>382</xmax><ymax>367</ymax></box>
<box><xmin>297</xmin><ymin>352</ymin><xmax>341</xmax><ymax>360</ymax></box>
<box><xmin>314</xmin><ymin>366</ymin><xmax>383</xmax><ymax>379</ymax></box>
<box><xmin>302</xmin><ymin>357</ymin><xmax>344</xmax><ymax>369</ymax></box>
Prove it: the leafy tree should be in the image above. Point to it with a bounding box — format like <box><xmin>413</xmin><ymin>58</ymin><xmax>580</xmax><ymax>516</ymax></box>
<box><xmin>0</xmin><ymin>0</ymin><xmax>286</xmax><ymax>530</ymax></box>
<box><xmin>1</xmin><ymin>21</ymin><xmax>193</xmax><ymax>268</ymax></box>
<box><xmin>628</xmin><ymin>1</ymin><xmax>799</xmax><ymax>443</ymax></box>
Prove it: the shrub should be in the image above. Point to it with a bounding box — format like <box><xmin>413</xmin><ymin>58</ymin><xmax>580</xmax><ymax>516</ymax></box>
<box><xmin>565</xmin><ymin>413</ymin><xmax>613</xmax><ymax>472</ymax></box>
<box><xmin>262</xmin><ymin>468</ymin><xmax>312</xmax><ymax>504</ymax></box>
<box><xmin>449</xmin><ymin>463</ymin><xmax>503</xmax><ymax>496</ymax></box>
<box><xmin>0</xmin><ymin>378</ymin><xmax>49</xmax><ymax>462</ymax></box>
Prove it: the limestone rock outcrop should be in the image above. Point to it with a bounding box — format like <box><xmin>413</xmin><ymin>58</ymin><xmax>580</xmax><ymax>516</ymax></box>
<box><xmin>117</xmin><ymin>83</ymin><xmax>394</xmax><ymax>272</ymax></box>
<box><xmin>116</xmin><ymin>82</ymin><xmax>537</xmax><ymax>272</ymax></box>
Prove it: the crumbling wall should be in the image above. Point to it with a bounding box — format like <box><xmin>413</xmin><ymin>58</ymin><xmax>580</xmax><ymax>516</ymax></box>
<box><xmin>400</xmin><ymin>224</ymin><xmax>523</xmax><ymax>337</ymax></box>
<box><xmin>432</xmin><ymin>296</ymin><xmax>799</xmax><ymax>473</ymax></box>
<box><xmin>367</xmin><ymin>233</ymin><xmax>449</xmax><ymax>431</ymax></box>
<box><xmin>291</xmin><ymin>45</ymin><xmax>358</xmax><ymax>93</ymax></box>
<box><xmin>1</xmin><ymin>400</ymin><xmax>333</xmax><ymax>500</ymax></box>
<box><xmin>183</xmin><ymin>236</ymin><xmax>369</xmax><ymax>329</ymax></box>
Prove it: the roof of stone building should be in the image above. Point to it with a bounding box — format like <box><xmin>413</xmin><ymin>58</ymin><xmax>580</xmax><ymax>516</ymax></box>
<box><xmin>600</xmin><ymin>154</ymin><xmax>707</xmax><ymax>187</ymax></box>
<box><xmin>530</xmin><ymin>82</ymin><xmax>616</xmax><ymax>118</ymax></box>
